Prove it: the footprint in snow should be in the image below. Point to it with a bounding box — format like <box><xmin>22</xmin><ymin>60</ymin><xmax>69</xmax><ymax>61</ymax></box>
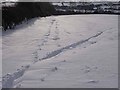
<box><xmin>58</xmin><ymin>44</ymin><xmax>61</xmax><ymax>47</ymax></box>
<box><xmin>84</xmin><ymin>69</ymin><xmax>90</xmax><ymax>73</ymax></box>
<box><xmin>83</xmin><ymin>66</ymin><xmax>98</xmax><ymax>73</ymax></box>
<box><xmin>39</xmin><ymin>48</ymin><xmax>42</xmax><ymax>50</ymax></box>
<box><xmin>40</xmin><ymin>78</ymin><xmax>45</xmax><ymax>82</ymax></box>
<box><xmin>51</xmin><ymin>67</ymin><xmax>58</xmax><ymax>72</ymax></box>
<box><xmin>87</xmin><ymin>80</ymin><xmax>99</xmax><ymax>84</ymax></box>
<box><xmin>90</xmin><ymin>41</ymin><xmax>97</xmax><ymax>44</ymax></box>
<box><xmin>73</xmin><ymin>51</ymin><xmax>76</xmax><ymax>54</ymax></box>
<box><xmin>61</xmin><ymin>60</ymin><xmax>66</xmax><ymax>62</ymax></box>
<box><xmin>52</xmin><ymin>37</ymin><xmax>60</xmax><ymax>40</ymax></box>
<box><xmin>16</xmin><ymin>84</ymin><xmax>21</xmax><ymax>88</ymax></box>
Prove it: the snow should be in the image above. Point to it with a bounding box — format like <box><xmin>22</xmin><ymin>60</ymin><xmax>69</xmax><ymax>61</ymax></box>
<box><xmin>2</xmin><ymin>15</ymin><xmax>118</xmax><ymax>88</ymax></box>
<box><xmin>0</xmin><ymin>27</ymin><xmax>2</xmax><ymax>89</ymax></box>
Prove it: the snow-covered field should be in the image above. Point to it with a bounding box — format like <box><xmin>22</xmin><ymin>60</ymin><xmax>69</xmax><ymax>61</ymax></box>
<box><xmin>2</xmin><ymin>15</ymin><xmax>118</xmax><ymax>88</ymax></box>
<box><xmin>0</xmin><ymin>27</ymin><xmax>2</xmax><ymax>89</ymax></box>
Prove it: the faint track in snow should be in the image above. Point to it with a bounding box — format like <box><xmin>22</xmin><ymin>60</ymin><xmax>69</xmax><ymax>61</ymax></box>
<box><xmin>2</xmin><ymin>31</ymin><xmax>103</xmax><ymax>88</ymax></box>
<box><xmin>38</xmin><ymin>19</ymin><xmax>55</xmax><ymax>47</ymax></box>
<box><xmin>2</xmin><ymin>22</ymin><xmax>104</xmax><ymax>88</ymax></box>
<box><xmin>2</xmin><ymin>18</ymin><xmax>56</xmax><ymax>88</ymax></box>
<box><xmin>33</xmin><ymin>18</ymin><xmax>56</xmax><ymax>63</ymax></box>
<box><xmin>34</xmin><ymin>19</ymin><xmax>61</xmax><ymax>63</ymax></box>
<box><xmin>15</xmin><ymin>31</ymin><xmax>104</xmax><ymax>88</ymax></box>
<box><xmin>39</xmin><ymin>31</ymin><xmax>103</xmax><ymax>60</ymax></box>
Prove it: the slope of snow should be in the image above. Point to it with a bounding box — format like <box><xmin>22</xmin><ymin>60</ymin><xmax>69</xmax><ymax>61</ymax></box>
<box><xmin>2</xmin><ymin>17</ymin><xmax>52</xmax><ymax>76</ymax></box>
<box><xmin>0</xmin><ymin>27</ymin><xmax>2</xmax><ymax>89</ymax></box>
<box><xmin>2</xmin><ymin>15</ymin><xmax>118</xmax><ymax>88</ymax></box>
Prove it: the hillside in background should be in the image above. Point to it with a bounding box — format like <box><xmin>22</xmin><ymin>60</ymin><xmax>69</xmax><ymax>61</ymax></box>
<box><xmin>53</xmin><ymin>2</ymin><xmax>120</xmax><ymax>15</ymax></box>
<box><xmin>1</xmin><ymin>1</ymin><xmax>120</xmax><ymax>31</ymax></box>
<box><xmin>2</xmin><ymin>2</ymin><xmax>55</xmax><ymax>30</ymax></box>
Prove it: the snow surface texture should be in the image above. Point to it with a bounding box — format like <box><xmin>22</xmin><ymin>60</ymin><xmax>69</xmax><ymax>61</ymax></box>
<box><xmin>0</xmin><ymin>27</ymin><xmax>2</xmax><ymax>89</ymax></box>
<box><xmin>2</xmin><ymin>15</ymin><xmax>118</xmax><ymax>88</ymax></box>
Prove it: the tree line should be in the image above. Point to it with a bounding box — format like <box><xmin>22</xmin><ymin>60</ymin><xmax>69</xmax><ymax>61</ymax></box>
<box><xmin>2</xmin><ymin>2</ymin><xmax>55</xmax><ymax>31</ymax></box>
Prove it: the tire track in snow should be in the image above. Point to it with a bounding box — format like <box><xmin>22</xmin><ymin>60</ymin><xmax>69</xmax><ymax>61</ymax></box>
<box><xmin>2</xmin><ymin>25</ymin><xmax>104</xmax><ymax>88</ymax></box>
<box><xmin>15</xmin><ymin>31</ymin><xmax>103</xmax><ymax>88</ymax></box>
<box><xmin>39</xmin><ymin>31</ymin><xmax>103</xmax><ymax>60</ymax></box>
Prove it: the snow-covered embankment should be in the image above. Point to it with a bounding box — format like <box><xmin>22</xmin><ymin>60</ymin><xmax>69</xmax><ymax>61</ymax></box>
<box><xmin>2</xmin><ymin>15</ymin><xmax>118</xmax><ymax>88</ymax></box>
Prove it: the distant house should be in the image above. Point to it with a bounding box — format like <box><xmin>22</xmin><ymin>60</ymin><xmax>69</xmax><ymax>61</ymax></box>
<box><xmin>1</xmin><ymin>2</ymin><xmax>16</xmax><ymax>7</ymax></box>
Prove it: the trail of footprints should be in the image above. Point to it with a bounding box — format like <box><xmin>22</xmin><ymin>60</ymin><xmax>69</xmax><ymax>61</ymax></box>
<box><xmin>2</xmin><ymin>18</ymin><xmax>104</xmax><ymax>88</ymax></box>
<box><xmin>16</xmin><ymin>32</ymin><xmax>103</xmax><ymax>88</ymax></box>
<box><xmin>33</xmin><ymin>18</ymin><xmax>61</xmax><ymax>63</ymax></box>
